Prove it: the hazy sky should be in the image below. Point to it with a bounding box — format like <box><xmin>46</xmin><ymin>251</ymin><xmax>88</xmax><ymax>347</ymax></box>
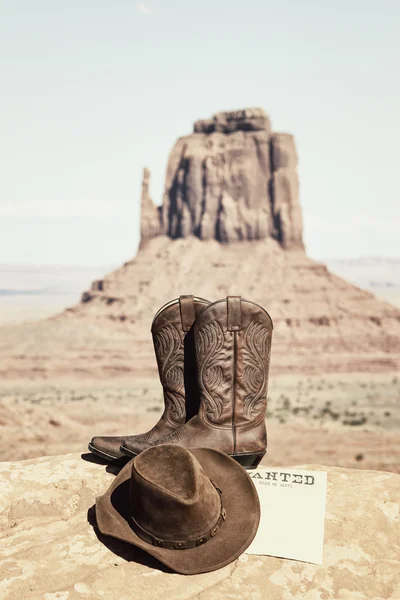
<box><xmin>1</xmin><ymin>0</ymin><xmax>399</xmax><ymax>265</ymax></box>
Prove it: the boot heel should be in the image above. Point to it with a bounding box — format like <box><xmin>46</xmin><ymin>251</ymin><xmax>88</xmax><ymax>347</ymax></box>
<box><xmin>230</xmin><ymin>451</ymin><xmax>266</xmax><ymax>469</ymax></box>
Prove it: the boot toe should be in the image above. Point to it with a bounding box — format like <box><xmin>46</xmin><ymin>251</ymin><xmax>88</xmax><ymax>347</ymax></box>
<box><xmin>120</xmin><ymin>436</ymin><xmax>153</xmax><ymax>457</ymax></box>
<box><xmin>89</xmin><ymin>436</ymin><xmax>125</xmax><ymax>460</ymax></box>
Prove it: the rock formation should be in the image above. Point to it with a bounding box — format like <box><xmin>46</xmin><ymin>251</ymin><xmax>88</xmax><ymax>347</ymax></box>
<box><xmin>1</xmin><ymin>454</ymin><xmax>399</xmax><ymax>599</ymax></box>
<box><xmin>142</xmin><ymin>108</ymin><xmax>304</xmax><ymax>249</ymax></box>
<box><xmin>139</xmin><ymin>167</ymin><xmax>162</xmax><ymax>248</ymax></box>
<box><xmin>270</xmin><ymin>133</ymin><xmax>303</xmax><ymax>249</ymax></box>
<box><xmin>0</xmin><ymin>107</ymin><xmax>399</xmax><ymax>379</ymax></box>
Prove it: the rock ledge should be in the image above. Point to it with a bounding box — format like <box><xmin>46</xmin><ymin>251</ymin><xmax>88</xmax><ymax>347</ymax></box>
<box><xmin>1</xmin><ymin>454</ymin><xmax>399</xmax><ymax>599</ymax></box>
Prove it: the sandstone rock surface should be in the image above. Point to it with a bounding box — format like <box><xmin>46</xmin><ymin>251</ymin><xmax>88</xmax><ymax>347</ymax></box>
<box><xmin>1</xmin><ymin>454</ymin><xmax>399</xmax><ymax>599</ymax></box>
<box><xmin>140</xmin><ymin>167</ymin><xmax>162</xmax><ymax>248</ymax></box>
<box><xmin>150</xmin><ymin>108</ymin><xmax>304</xmax><ymax>249</ymax></box>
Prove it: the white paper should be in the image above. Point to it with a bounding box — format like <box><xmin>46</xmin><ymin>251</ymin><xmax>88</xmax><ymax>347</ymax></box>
<box><xmin>246</xmin><ymin>467</ymin><xmax>327</xmax><ymax>564</ymax></box>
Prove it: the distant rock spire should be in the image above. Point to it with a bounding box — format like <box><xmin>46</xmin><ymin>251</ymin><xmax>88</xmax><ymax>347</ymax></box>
<box><xmin>139</xmin><ymin>167</ymin><xmax>162</xmax><ymax>248</ymax></box>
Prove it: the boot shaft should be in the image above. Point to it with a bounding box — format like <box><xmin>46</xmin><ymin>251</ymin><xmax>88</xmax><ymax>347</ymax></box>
<box><xmin>194</xmin><ymin>296</ymin><xmax>273</xmax><ymax>431</ymax></box>
<box><xmin>152</xmin><ymin>295</ymin><xmax>210</xmax><ymax>425</ymax></box>
<box><xmin>120</xmin><ymin>295</ymin><xmax>272</xmax><ymax>463</ymax></box>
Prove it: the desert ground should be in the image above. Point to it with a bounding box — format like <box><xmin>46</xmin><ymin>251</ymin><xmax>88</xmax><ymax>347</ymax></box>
<box><xmin>1</xmin><ymin>373</ymin><xmax>399</xmax><ymax>474</ymax></box>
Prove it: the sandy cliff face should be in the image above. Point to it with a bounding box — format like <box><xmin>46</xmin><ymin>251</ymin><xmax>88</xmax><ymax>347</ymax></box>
<box><xmin>141</xmin><ymin>108</ymin><xmax>303</xmax><ymax>250</ymax></box>
<box><xmin>0</xmin><ymin>107</ymin><xmax>399</xmax><ymax>380</ymax></box>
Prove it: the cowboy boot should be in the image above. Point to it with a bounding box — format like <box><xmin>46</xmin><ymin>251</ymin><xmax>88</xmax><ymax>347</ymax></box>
<box><xmin>120</xmin><ymin>296</ymin><xmax>273</xmax><ymax>468</ymax></box>
<box><xmin>88</xmin><ymin>295</ymin><xmax>210</xmax><ymax>460</ymax></box>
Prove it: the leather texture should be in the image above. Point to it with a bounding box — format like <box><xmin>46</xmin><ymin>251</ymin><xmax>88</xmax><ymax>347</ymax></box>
<box><xmin>95</xmin><ymin>445</ymin><xmax>261</xmax><ymax>575</ymax></box>
<box><xmin>121</xmin><ymin>296</ymin><xmax>273</xmax><ymax>458</ymax></box>
<box><xmin>89</xmin><ymin>295</ymin><xmax>210</xmax><ymax>459</ymax></box>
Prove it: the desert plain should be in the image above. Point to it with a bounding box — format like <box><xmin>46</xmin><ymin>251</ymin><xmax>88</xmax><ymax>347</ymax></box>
<box><xmin>0</xmin><ymin>370</ymin><xmax>398</xmax><ymax>473</ymax></box>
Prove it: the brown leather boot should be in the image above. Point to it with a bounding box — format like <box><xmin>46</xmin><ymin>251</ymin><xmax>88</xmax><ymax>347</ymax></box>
<box><xmin>88</xmin><ymin>295</ymin><xmax>210</xmax><ymax>460</ymax></box>
<box><xmin>120</xmin><ymin>296</ymin><xmax>273</xmax><ymax>468</ymax></box>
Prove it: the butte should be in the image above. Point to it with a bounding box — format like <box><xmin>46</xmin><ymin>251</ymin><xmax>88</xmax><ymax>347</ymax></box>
<box><xmin>1</xmin><ymin>108</ymin><xmax>399</xmax><ymax>379</ymax></box>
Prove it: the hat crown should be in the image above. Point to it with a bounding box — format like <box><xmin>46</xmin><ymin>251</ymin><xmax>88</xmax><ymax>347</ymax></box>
<box><xmin>129</xmin><ymin>445</ymin><xmax>222</xmax><ymax>541</ymax></box>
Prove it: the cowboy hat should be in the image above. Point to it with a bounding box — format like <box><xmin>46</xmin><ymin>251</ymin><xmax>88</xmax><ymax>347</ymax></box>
<box><xmin>95</xmin><ymin>444</ymin><xmax>260</xmax><ymax>574</ymax></box>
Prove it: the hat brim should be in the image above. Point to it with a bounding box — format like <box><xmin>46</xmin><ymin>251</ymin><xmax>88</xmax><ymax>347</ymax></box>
<box><xmin>95</xmin><ymin>447</ymin><xmax>260</xmax><ymax>575</ymax></box>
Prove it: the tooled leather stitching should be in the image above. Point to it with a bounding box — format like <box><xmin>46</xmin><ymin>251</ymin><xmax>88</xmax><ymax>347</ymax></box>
<box><xmin>152</xmin><ymin>425</ymin><xmax>188</xmax><ymax>445</ymax></box>
<box><xmin>242</xmin><ymin>320</ymin><xmax>271</xmax><ymax>417</ymax></box>
<box><xmin>153</xmin><ymin>324</ymin><xmax>185</xmax><ymax>423</ymax></box>
<box><xmin>130</xmin><ymin>429</ymin><xmax>156</xmax><ymax>442</ymax></box>
<box><xmin>196</xmin><ymin>320</ymin><xmax>226</xmax><ymax>422</ymax></box>
<box><xmin>151</xmin><ymin>418</ymin><xmax>233</xmax><ymax>447</ymax></box>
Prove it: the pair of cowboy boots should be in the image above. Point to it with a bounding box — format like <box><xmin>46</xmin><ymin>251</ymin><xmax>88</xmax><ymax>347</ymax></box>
<box><xmin>89</xmin><ymin>294</ymin><xmax>273</xmax><ymax>468</ymax></box>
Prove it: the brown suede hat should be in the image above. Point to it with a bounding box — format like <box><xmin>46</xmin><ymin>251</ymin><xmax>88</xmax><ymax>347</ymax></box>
<box><xmin>95</xmin><ymin>444</ymin><xmax>260</xmax><ymax>575</ymax></box>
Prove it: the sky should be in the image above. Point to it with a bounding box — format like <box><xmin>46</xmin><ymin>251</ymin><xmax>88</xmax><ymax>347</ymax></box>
<box><xmin>0</xmin><ymin>0</ymin><xmax>399</xmax><ymax>266</ymax></box>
